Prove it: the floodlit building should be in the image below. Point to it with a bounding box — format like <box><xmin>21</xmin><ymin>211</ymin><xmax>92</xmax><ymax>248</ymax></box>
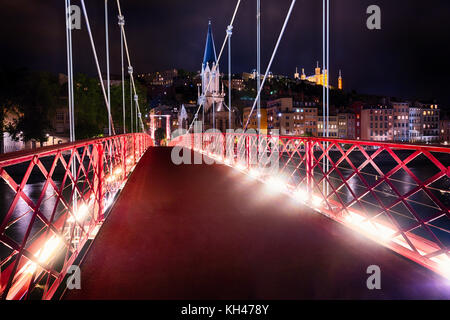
<box><xmin>361</xmin><ymin>105</ymin><xmax>394</xmax><ymax>141</ymax></box>
<box><xmin>318</xmin><ymin>115</ymin><xmax>338</xmax><ymax>138</ymax></box>
<box><xmin>266</xmin><ymin>98</ymin><xmax>295</xmax><ymax>135</ymax></box>
<box><xmin>243</xmin><ymin>106</ymin><xmax>267</xmax><ymax>134</ymax></box>
<box><xmin>392</xmin><ymin>102</ymin><xmax>410</xmax><ymax>142</ymax></box>
<box><xmin>197</xmin><ymin>21</ymin><xmax>237</xmax><ymax>131</ymax></box>
<box><xmin>338</xmin><ymin>112</ymin><xmax>356</xmax><ymax>139</ymax></box>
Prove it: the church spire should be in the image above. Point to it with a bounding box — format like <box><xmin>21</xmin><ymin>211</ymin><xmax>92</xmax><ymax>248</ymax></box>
<box><xmin>203</xmin><ymin>20</ymin><xmax>217</xmax><ymax>66</ymax></box>
<box><xmin>338</xmin><ymin>69</ymin><xmax>343</xmax><ymax>90</ymax></box>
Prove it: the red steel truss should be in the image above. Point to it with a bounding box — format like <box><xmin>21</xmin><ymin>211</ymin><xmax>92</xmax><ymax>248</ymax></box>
<box><xmin>170</xmin><ymin>133</ymin><xmax>450</xmax><ymax>280</ymax></box>
<box><xmin>0</xmin><ymin>133</ymin><xmax>152</xmax><ymax>300</ymax></box>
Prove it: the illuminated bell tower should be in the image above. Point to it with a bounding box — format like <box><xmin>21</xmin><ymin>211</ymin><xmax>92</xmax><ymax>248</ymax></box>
<box><xmin>300</xmin><ymin>68</ymin><xmax>306</xmax><ymax>80</ymax></box>
<box><xmin>338</xmin><ymin>70</ymin><xmax>343</xmax><ymax>90</ymax></box>
<box><xmin>315</xmin><ymin>61</ymin><xmax>321</xmax><ymax>85</ymax></box>
<box><xmin>294</xmin><ymin>67</ymin><xmax>300</xmax><ymax>80</ymax></box>
<box><xmin>323</xmin><ymin>69</ymin><xmax>328</xmax><ymax>87</ymax></box>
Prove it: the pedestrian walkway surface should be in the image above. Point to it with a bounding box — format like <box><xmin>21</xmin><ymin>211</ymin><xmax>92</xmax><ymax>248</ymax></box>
<box><xmin>65</xmin><ymin>147</ymin><xmax>450</xmax><ymax>299</ymax></box>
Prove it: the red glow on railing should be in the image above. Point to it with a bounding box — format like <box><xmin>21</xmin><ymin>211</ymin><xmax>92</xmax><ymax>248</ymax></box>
<box><xmin>170</xmin><ymin>133</ymin><xmax>450</xmax><ymax>280</ymax></box>
<box><xmin>0</xmin><ymin>133</ymin><xmax>152</xmax><ymax>300</ymax></box>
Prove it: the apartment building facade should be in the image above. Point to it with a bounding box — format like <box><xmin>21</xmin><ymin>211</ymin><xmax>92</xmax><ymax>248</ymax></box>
<box><xmin>392</xmin><ymin>102</ymin><xmax>410</xmax><ymax>142</ymax></box>
<box><xmin>361</xmin><ymin>105</ymin><xmax>394</xmax><ymax>141</ymax></box>
<box><xmin>318</xmin><ymin>116</ymin><xmax>338</xmax><ymax>137</ymax></box>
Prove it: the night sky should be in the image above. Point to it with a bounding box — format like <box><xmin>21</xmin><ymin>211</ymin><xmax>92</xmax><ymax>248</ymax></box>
<box><xmin>1</xmin><ymin>0</ymin><xmax>450</xmax><ymax>105</ymax></box>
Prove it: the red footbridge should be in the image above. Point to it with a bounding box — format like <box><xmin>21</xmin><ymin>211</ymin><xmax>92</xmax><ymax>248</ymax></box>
<box><xmin>0</xmin><ymin>133</ymin><xmax>449</xmax><ymax>300</ymax></box>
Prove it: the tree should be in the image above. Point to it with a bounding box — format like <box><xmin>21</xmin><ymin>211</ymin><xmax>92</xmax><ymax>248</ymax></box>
<box><xmin>72</xmin><ymin>73</ymin><xmax>105</xmax><ymax>139</ymax></box>
<box><xmin>110</xmin><ymin>79</ymin><xmax>148</xmax><ymax>134</ymax></box>
<box><xmin>5</xmin><ymin>70</ymin><xmax>59</xmax><ymax>147</ymax></box>
<box><xmin>71</xmin><ymin>74</ymin><xmax>147</xmax><ymax>139</ymax></box>
<box><xmin>0</xmin><ymin>67</ymin><xmax>30</xmax><ymax>153</ymax></box>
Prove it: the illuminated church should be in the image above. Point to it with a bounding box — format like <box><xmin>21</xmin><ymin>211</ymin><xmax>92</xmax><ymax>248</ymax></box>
<box><xmin>198</xmin><ymin>21</ymin><xmax>236</xmax><ymax>132</ymax></box>
<box><xmin>294</xmin><ymin>63</ymin><xmax>343</xmax><ymax>90</ymax></box>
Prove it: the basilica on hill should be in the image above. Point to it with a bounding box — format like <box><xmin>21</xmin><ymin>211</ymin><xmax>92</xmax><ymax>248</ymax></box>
<box><xmin>294</xmin><ymin>63</ymin><xmax>343</xmax><ymax>90</ymax></box>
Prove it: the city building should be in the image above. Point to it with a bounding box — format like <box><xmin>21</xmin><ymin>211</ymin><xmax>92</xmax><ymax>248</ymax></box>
<box><xmin>440</xmin><ymin>118</ymin><xmax>450</xmax><ymax>145</ymax></box>
<box><xmin>267</xmin><ymin>98</ymin><xmax>295</xmax><ymax>135</ymax></box>
<box><xmin>409</xmin><ymin>106</ymin><xmax>423</xmax><ymax>143</ymax></box>
<box><xmin>318</xmin><ymin>116</ymin><xmax>338</xmax><ymax>137</ymax></box>
<box><xmin>243</xmin><ymin>106</ymin><xmax>268</xmax><ymax>134</ymax></box>
<box><xmin>392</xmin><ymin>102</ymin><xmax>410</xmax><ymax>142</ymax></box>
<box><xmin>53</xmin><ymin>108</ymin><xmax>70</xmax><ymax>135</ymax></box>
<box><xmin>361</xmin><ymin>105</ymin><xmax>394</xmax><ymax>141</ymax></box>
<box><xmin>140</xmin><ymin>69</ymin><xmax>178</xmax><ymax>86</ymax></box>
<box><xmin>241</xmin><ymin>72</ymin><xmax>253</xmax><ymax>81</ymax></box>
<box><xmin>350</xmin><ymin>102</ymin><xmax>363</xmax><ymax>140</ymax></box>
<box><xmin>223</xmin><ymin>78</ymin><xmax>245</xmax><ymax>91</ymax></box>
<box><xmin>337</xmin><ymin>112</ymin><xmax>356</xmax><ymax>139</ymax></box>
<box><xmin>265</xmin><ymin>98</ymin><xmax>319</xmax><ymax>136</ymax></box>
<box><xmin>419</xmin><ymin>104</ymin><xmax>440</xmax><ymax>143</ymax></box>
<box><xmin>292</xmin><ymin>102</ymin><xmax>318</xmax><ymax>136</ymax></box>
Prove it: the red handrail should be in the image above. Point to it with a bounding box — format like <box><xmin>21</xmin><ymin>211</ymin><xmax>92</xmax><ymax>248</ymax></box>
<box><xmin>0</xmin><ymin>133</ymin><xmax>152</xmax><ymax>300</ymax></box>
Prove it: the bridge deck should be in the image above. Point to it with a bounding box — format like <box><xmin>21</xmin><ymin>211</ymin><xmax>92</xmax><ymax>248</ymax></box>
<box><xmin>65</xmin><ymin>147</ymin><xmax>449</xmax><ymax>299</ymax></box>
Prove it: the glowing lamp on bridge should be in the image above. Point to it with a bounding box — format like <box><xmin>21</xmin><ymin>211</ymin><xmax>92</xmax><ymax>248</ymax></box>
<box><xmin>312</xmin><ymin>195</ymin><xmax>323</xmax><ymax>207</ymax></box>
<box><xmin>38</xmin><ymin>236</ymin><xmax>62</xmax><ymax>264</ymax></box>
<box><xmin>293</xmin><ymin>188</ymin><xmax>308</xmax><ymax>203</ymax></box>
<box><xmin>345</xmin><ymin>212</ymin><xmax>396</xmax><ymax>240</ymax></box>
<box><xmin>23</xmin><ymin>235</ymin><xmax>63</xmax><ymax>275</ymax></box>
<box><xmin>249</xmin><ymin>168</ymin><xmax>261</xmax><ymax>179</ymax></box>
<box><xmin>265</xmin><ymin>176</ymin><xmax>287</xmax><ymax>193</ymax></box>
<box><xmin>68</xmin><ymin>203</ymin><xmax>89</xmax><ymax>223</ymax></box>
<box><xmin>114</xmin><ymin>167</ymin><xmax>123</xmax><ymax>177</ymax></box>
<box><xmin>430</xmin><ymin>254</ymin><xmax>450</xmax><ymax>280</ymax></box>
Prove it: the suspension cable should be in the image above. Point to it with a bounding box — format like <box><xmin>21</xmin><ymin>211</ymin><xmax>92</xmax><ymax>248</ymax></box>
<box><xmin>80</xmin><ymin>0</ymin><xmax>116</xmax><ymax>135</ymax></box>
<box><xmin>187</xmin><ymin>0</ymin><xmax>242</xmax><ymax>133</ymax></box>
<box><xmin>244</xmin><ymin>0</ymin><xmax>297</xmax><ymax>131</ymax></box>
<box><xmin>118</xmin><ymin>14</ymin><xmax>126</xmax><ymax>133</ymax></box>
<box><xmin>65</xmin><ymin>0</ymin><xmax>77</xmax><ymax>214</ymax></box>
<box><xmin>116</xmin><ymin>0</ymin><xmax>145</xmax><ymax>132</ymax></box>
<box><xmin>105</xmin><ymin>0</ymin><xmax>111</xmax><ymax>136</ymax></box>
<box><xmin>65</xmin><ymin>0</ymin><xmax>75</xmax><ymax>143</ymax></box>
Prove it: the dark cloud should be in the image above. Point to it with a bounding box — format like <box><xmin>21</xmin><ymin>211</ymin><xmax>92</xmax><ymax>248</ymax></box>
<box><xmin>1</xmin><ymin>0</ymin><xmax>450</xmax><ymax>104</ymax></box>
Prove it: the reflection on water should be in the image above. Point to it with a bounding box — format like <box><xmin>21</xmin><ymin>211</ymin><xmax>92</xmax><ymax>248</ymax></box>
<box><xmin>0</xmin><ymin>167</ymin><xmax>66</xmax><ymax>265</ymax></box>
<box><xmin>0</xmin><ymin>181</ymin><xmax>61</xmax><ymax>245</ymax></box>
<box><xmin>279</xmin><ymin>148</ymin><xmax>450</xmax><ymax>247</ymax></box>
